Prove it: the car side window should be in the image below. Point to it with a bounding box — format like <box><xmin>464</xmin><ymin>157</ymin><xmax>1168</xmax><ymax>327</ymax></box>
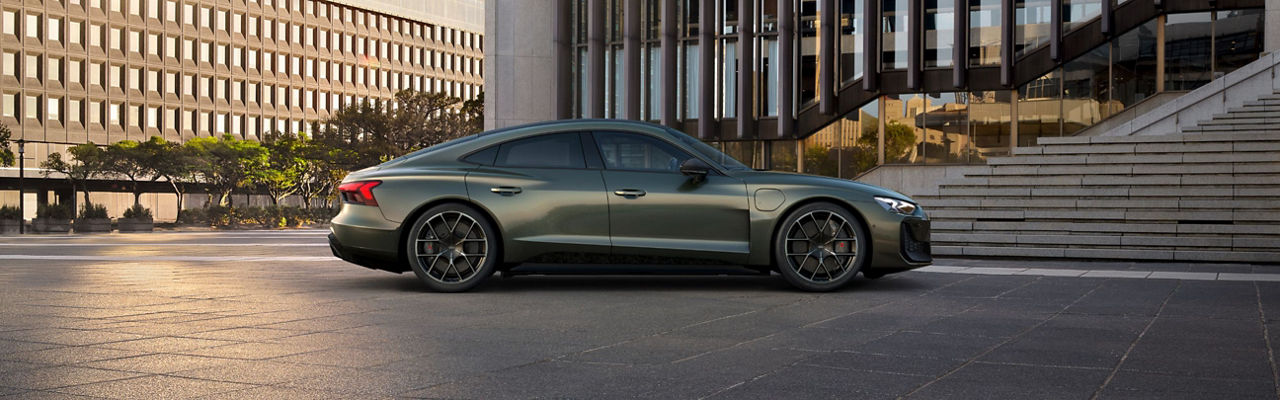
<box><xmin>494</xmin><ymin>133</ymin><xmax>587</xmax><ymax>169</ymax></box>
<box><xmin>593</xmin><ymin>131</ymin><xmax>695</xmax><ymax>172</ymax></box>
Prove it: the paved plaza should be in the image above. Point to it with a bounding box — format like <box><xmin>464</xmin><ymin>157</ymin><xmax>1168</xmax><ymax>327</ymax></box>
<box><xmin>0</xmin><ymin>230</ymin><xmax>1278</xmax><ymax>399</ymax></box>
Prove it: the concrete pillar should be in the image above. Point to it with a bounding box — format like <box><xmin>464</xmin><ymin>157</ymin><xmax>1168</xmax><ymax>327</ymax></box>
<box><xmin>819</xmin><ymin>0</ymin><xmax>836</xmax><ymax>114</ymax></box>
<box><xmin>778</xmin><ymin>0</ymin><xmax>794</xmax><ymax>137</ymax></box>
<box><xmin>588</xmin><ymin>0</ymin><xmax>607</xmax><ymax>119</ymax></box>
<box><xmin>737</xmin><ymin>0</ymin><xmax>754</xmax><ymax>138</ymax></box>
<box><xmin>483</xmin><ymin>0</ymin><xmax>560</xmax><ymax>129</ymax></box>
<box><xmin>624</xmin><ymin>0</ymin><xmax>642</xmax><ymax>120</ymax></box>
<box><xmin>698</xmin><ymin>0</ymin><xmax>716</xmax><ymax>138</ymax></box>
<box><xmin>1268</xmin><ymin>2</ymin><xmax>1280</xmax><ymax>54</ymax></box>
<box><xmin>661</xmin><ymin>0</ymin><xmax>678</xmax><ymax>127</ymax></box>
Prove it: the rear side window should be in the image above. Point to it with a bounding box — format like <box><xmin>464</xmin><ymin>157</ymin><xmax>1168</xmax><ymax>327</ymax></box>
<box><xmin>495</xmin><ymin>133</ymin><xmax>586</xmax><ymax>169</ymax></box>
<box><xmin>461</xmin><ymin>146</ymin><xmax>498</xmax><ymax>165</ymax></box>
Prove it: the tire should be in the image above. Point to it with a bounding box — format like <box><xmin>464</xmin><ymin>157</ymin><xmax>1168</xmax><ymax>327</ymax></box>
<box><xmin>405</xmin><ymin>204</ymin><xmax>499</xmax><ymax>292</ymax></box>
<box><xmin>773</xmin><ymin>202</ymin><xmax>870</xmax><ymax>292</ymax></box>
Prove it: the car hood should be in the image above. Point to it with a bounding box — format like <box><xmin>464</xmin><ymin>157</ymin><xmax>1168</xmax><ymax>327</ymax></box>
<box><xmin>731</xmin><ymin>170</ymin><xmax>916</xmax><ymax>202</ymax></box>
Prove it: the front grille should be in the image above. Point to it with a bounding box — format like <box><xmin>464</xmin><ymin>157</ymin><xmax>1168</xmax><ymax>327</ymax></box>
<box><xmin>901</xmin><ymin>219</ymin><xmax>932</xmax><ymax>263</ymax></box>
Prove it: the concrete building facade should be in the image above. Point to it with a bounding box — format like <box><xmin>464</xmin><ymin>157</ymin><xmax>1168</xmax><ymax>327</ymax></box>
<box><xmin>0</xmin><ymin>0</ymin><xmax>484</xmax><ymax>219</ymax></box>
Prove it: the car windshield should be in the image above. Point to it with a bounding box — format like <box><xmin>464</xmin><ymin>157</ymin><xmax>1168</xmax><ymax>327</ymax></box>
<box><xmin>663</xmin><ymin>129</ymin><xmax>752</xmax><ymax>171</ymax></box>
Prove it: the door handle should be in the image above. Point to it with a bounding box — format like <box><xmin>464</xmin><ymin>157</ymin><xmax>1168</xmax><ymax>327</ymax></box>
<box><xmin>490</xmin><ymin>186</ymin><xmax>522</xmax><ymax>195</ymax></box>
<box><xmin>613</xmin><ymin>189</ymin><xmax>646</xmax><ymax>198</ymax></box>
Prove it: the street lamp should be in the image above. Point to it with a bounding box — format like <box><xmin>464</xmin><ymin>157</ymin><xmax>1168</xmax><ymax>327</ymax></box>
<box><xmin>16</xmin><ymin>139</ymin><xmax>24</xmax><ymax>235</ymax></box>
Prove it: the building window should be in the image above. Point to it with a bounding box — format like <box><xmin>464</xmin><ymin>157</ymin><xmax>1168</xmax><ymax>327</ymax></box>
<box><xmin>128</xmin><ymin>67</ymin><xmax>140</xmax><ymax>90</ymax></box>
<box><xmin>109</xmin><ymin>27</ymin><xmax>121</xmax><ymax>50</ymax></box>
<box><xmin>48</xmin><ymin>17</ymin><xmax>61</xmax><ymax>44</ymax></box>
<box><xmin>147</xmin><ymin>69</ymin><xmax>159</xmax><ymax>93</ymax></box>
<box><xmin>48</xmin><ymin>57</ymin><xmax>61</xmax><ymax>83</ymax></box>
<box><xmin>1</xmin><ymin>52</ymin><xmax>14</xmax><ymax>78</ymax></box>
<box><xmin>1015</xmin><ymin>0</ymin><xmax>1052</xmax><ymax>57</ymax></box>
<box><xmin>1</xmin><ymin>93</ymin><xmax>15</xmax><ymax>118</ymax></box>
<box><xmin>2</xmin><ymin>10</ymin><xmax>16</xmax><ymax>37</ymax></box>
<box><xmin>90</xmin><ymin>24</ymin><xmax>102</xmax><ymax>49</ymax></box>
<box><xmin>89</xmin><ymin>101</ymin><xmax>102</xmax><ymax>127</ymax></box>
<box><xmin>69</xmin><ymin>60</ymin><xmax>82</xmax><ymax>85</ymax></box>
<box><xmin>48</xmin><ymin>97</ymin><xmax>61</xmax><ymax>123</ymax></box>
<box><xmin>129</xmin><ymin>30</ymin><xmax>141</xmax><ymax>53</ymax></box>
<box><xmin>25</xmin><ymin>95</ymin><xmax>40</xmax><ymax>120</ymax></box>
<box><xmin>89</xmin><ymin>62</ymin><xmax>101</xmax><ymax>86</ymax></box>
<box><xmin>24</xmin><ymin>55</ymin><xmax>40</xmax><ymax>81</ymax></box>
<box><xmin>69</xmin><ymin>20</ymin><xmax>82</xmax><ymax>46</ymax></box>
<box><xmin>109</xmin><ymin>64</ymin><xmax>122</xmax><ymax>89</ymax></box>
<box><xmin>147</xmin><ymin>33</ymin><xmax>159</xmax><ymax>57</ymax></box>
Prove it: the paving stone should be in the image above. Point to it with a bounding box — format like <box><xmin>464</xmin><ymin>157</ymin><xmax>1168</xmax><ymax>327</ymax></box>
<box><xmin>53</xmin><ymin>375</ymin><xmax>254</xmax><ymax>400</ymax></box>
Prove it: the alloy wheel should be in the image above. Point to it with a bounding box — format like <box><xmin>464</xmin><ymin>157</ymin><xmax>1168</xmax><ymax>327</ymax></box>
<box><xmin>783</xmin><ymin>210</ymin><xmax>859</xmax><ymax>283</ymax></box>
<box><xmin>414</xmin><ymin>211</ymin><xmax>488</xmax><ymax>284</ymax></box>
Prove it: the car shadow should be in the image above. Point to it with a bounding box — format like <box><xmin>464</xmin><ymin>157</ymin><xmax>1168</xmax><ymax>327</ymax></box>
<box><xmin>329</xmin><ymin>264</ymin><xmax>932</xmax><ymax>294</ymax></box>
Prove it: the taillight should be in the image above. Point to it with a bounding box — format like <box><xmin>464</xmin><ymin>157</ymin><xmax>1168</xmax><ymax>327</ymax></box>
<box><xmin>338</xmin><ymin>180</ymin><xmax>382</xmax><ymax>206</ymax></box>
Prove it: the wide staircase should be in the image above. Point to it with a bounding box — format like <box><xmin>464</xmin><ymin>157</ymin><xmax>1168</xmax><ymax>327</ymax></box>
<box><xmin>917</xmin><ymin>93</ymin><xmax>1280</xmax><ymax>263</ymax></box>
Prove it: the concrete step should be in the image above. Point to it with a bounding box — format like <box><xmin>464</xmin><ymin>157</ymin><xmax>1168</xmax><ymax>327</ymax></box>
<box><xmin>1039</xmin><ymin>132</ymin><xmax>1280</xmax><ymax>145</ymax></box>
<box><xmin>936</xmin><ymin>174</ymin><xmax>1280</xmax><ymax>187</ymax></box>
<box><xmin>914</xmin><ymin>196</ymin><xmax>1280</xmax><ymax>210</ymax></box>
<box><xmin>937</xmin><ymin>185</ymin><xmax>1280</xmax><ymax>197</ymax></box>
<box><xmin>931</xmin><ymin>232</ymin><xmax>1280</xmax><ymax>250</ymax></box>
<box><xmin>931</xmin><ymin>245</ymin><xmax>1280</xmax><ymax>263</ymax></box>
<box><xmin>985</xmin><ymin>152</ymin><xmax>1280</xmax><ymax>166</ymax></box>
<box><xmin>982</xmin><ymin>162</ymin><xmax>1280</xmax><ymax>176</ymax></box>
<box><xmin>1016</xmin><ymin>141</ymin><xmax>1280</xmax><ymax>155</ymax></box>
<box><xmin>930</xmin><ymin>220</ymin><xmax>1280</xmax><ymax>236</ymax></box>
<box><xmin>927</xmin><ymin>208</ymin><xmax>1280</xmax><ymax>222</ymax></box>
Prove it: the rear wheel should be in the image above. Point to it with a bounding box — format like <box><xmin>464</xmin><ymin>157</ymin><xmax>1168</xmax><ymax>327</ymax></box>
<box><xmin>773</xmin><ymin>202</ymin><xmax>869</xmax><ymax>292</ymax></box>
<box><xmin>406</xmin><ymin>204</ymin><xmax>499</xmax><ymax>292</ymax></box>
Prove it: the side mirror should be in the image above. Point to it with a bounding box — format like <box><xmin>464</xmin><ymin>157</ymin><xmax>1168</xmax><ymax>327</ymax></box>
<box><xmin>679</xmin><ymin>158</ymin><xmax>711</xmax><ymax>183</ymax></box>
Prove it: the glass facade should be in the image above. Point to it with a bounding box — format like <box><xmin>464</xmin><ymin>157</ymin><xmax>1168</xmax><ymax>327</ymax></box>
<box><xmin>565</xmin><ymin>1</ymin><xmax>1266</xmax><ymax>174</ymax></box>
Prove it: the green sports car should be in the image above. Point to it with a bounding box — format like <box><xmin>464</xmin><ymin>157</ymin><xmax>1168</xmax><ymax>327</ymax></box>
<box><xmin>328</xmin><ymin>119</ymin><xmax>931</xmax><ymax>292</ymax></box>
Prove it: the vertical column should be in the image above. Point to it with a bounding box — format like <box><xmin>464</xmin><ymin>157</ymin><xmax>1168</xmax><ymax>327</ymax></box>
<box><xmin>819</xmin><ymin>0</ymin><xmax>836</xmax><ymax>114</ymax></box>
<box><xmin>778</xmin><ymin>0</ymin><xmax>794</xmax><ymax>137</ymax></box>
<box><xmin>553</xmin><ymin>0</ymin><xmax>573</xmax><ymax>119</ymax></box>
<box><xmin>588</xmin><ymin>0</ymin><xmax>607</xmax><ymax>118</ymax></box>
<box><xmin>661</xmin><ymin>0</ymin><xmax>678</xmax><ymax>127</ymax></box>
<box><xmin>699</xmin><ymin>0</ymin><xmax>716</xmax><ymax>138</ymax></box>
<box><xmin>953</xmin><ymin>0</ymin><xmax>967</xmax><ymax>88</ymax></box>
<box><xmin>625</xmin><ymin>0</ymin><xmax>642</xmax><ymax>120</ymax></box>
<box><xmin>1100</xmin><ymin>0</ymin><xmax>1113</xmax><ymax>36</ymax></box>
<box><xmin>1267</xmin><ymin>0</ymin><xmax>1280</xmax><ymax>53</ymax></box>
<box><xmin>1050</xmin><ymin>0</ymin><xmax>1062</xmax><ymax>61</ymax></box>
<box><xmin>737</xmin><ymin>0</ymin><xmax>754</xmax><ymax>138</ymax></box>
<box><xmin>908</xmin><ymin>0</ymin><xmax>922</xmax><ymax>89</ymax></box>
<box><xmin>863</xmin><ymin>0</ymin><xmax>879</xmax><ymax>91</ymax></box>
<box><xmin>1000</xmin><ymin>0</ymin><xmax>1014</xmax><ymax>86</ymax></box>
<box><xmin>1155</xmin><ymin>15</ymin><xmax>1165</xmax><ymax>92</ymax></box>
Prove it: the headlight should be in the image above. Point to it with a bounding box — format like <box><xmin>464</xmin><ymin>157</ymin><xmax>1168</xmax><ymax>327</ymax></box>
<box><xmin>874</xmin><ymin>196</ymin><xmax>918</xmax><ymax>215</ymax></box>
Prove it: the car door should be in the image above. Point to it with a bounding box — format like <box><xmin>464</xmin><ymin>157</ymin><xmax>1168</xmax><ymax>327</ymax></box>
<box><xmin>590</xmin><ymin>131</ymin><xmax>751</xmax><ymax>263</ymax></box>
<box><xmin>464</xmin><ymin>132</ymin><xmax>611</xmax><ymax>262</ymax></box>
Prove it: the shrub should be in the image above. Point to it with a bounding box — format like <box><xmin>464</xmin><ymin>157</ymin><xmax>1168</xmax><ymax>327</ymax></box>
<box><xmin>0</xmin><ymin>205</ymin><xmax>20</xmax><ymax>220</ymax></box>
<box><xmin>122</xmin><ymin>204</ymin><xmax>153</xmax><ymax>220</ymax></box>
<box><xmin>79</xmin><ymin>203</ymin><xmax>109</xmax><ymax>219</ymax></box>
<box><xmin>205</xmin><ymin>205</ymin><xmax>233</xmax><ymax>226</ymax></box>
<box><xmin>177</xmin><ymin>207</ymin><xmax>206</xmax><ymax>225</ymax></box>
<box><xmin>37</xmin><ymin>203</ymin><xmax>74</xmax><ymax>220</ymax></box>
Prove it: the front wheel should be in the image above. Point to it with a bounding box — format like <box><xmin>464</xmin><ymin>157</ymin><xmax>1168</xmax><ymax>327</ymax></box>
<box><xmin>773</xmin><ymin>202</ymin><xmax>869</xmax><ymax>292</ymax></box>
<box><xmin>406</xmin><ymin>204</ymin><xmax>499</xmax><ymax>292</ymax></box>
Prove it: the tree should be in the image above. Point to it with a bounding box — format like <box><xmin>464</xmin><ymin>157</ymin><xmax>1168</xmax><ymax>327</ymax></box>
<box><xmin>259</xmin><ymin>133</ymin><xmax>307</xmax><ymax>205</ymax></box>
<box><xmin>0</xmin><ymin>123</ymin><xmax>13</xmax><ymax>167</ymax></box>
<box><xmin>41</xmin><ymin>143</ymin><xmax>109</xmax><ymax>211</ymax></box>
<box><xmin>103</xmin><ymin>140</ymin><xmax>155</xmax><ymax>207</ymax></box>
<box><xmin>323</xmin><ymin>89</ymin><xmax>483</xmax><ymax>170</ymax></box>
<box><xmin>186</xmin><ymin>135</ymin><xmax>270</xmax><ymax>206</ymax></box>
<box><xmin>138</xmin><ymin>137</ymin><xmax>197</xmax><ymax>219</ymax></box>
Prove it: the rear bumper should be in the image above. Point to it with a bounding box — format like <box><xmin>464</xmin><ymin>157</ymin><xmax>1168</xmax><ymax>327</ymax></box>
<box><xmin>329</xmin><ymin>228</ymin><xmax>408</xmax><ymax>273</ymax></box>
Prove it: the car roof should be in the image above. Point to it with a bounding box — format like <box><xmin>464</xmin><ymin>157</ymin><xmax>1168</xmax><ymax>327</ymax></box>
<box><xmin>478</xmin><ymin>119</ymin><xmax>669</xmax><ymax>140</ymax></box>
